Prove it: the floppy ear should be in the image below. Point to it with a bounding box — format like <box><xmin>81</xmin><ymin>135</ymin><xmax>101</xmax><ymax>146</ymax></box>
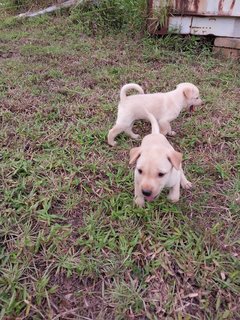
<box><xmin>129</xmin><ymin>147</ymin><xmax>141</xmax><ymax>165</ymax></box>
<box><xmin>168</xmin><ymin>150</ymin><xmax>182</xmax><ymax>170</ymax></box>
<box><xmin>183</xmin><ymin>87</ymin><xmax>192</xmax><ymax>99</ymax></box>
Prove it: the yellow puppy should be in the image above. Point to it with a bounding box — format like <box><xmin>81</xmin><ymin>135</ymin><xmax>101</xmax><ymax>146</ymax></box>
<box><xmin>108</xmin><ymin>82</ymin><xmax>202</xmax><ymax>146</ymax></box>
<box><xmin>129</xmin><ymin>111</ymin><xmax>192</xmax><ymax>207</ymax></box>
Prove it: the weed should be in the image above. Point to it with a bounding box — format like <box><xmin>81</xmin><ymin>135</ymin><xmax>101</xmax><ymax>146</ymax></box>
<box><xmin>148</xmin><ymin>0</ymin><xmax>171</xmax><ymax>33</ymax></box>
<box><xmin>70</xmin><ymin>0</ymin><xmax>147</xmax><ymax>35</ymax></box>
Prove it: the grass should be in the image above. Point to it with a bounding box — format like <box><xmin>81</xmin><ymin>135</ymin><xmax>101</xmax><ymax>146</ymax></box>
<box><xmin>0</xmin><ymin>13</ymin><xmax>240</xmax><ymax>320</ymax></box>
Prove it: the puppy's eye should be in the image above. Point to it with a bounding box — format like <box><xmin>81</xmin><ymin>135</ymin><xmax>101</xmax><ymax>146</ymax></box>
<box><xmin>138</xmin><ymin>169</ymin><xmax>142</xmax><ymax>174</ymax></box>
<box><xmin>158</xmin><ymin>172</ymin><xmax>165</xmax><ymax>177</ymax></box>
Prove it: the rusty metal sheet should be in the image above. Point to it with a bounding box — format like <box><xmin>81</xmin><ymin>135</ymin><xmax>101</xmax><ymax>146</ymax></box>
<box><xmin>168</xmin><ymin>16</ymin><xmax>192</xmax><ymax>33</ymax></box>
<box><xmin>172</xmin><ymin>0</ymin><xmax>240</xmax><ymax>17</ymax></box>
<box><xmin>152</xmin><ymin>0</ymin><xmax>240</xmax><ymax>17</ymax></box>
<box><xmin>148</xmin><ymin>0</ymin><xmax>240</xmax><ymax>37</ymax></box>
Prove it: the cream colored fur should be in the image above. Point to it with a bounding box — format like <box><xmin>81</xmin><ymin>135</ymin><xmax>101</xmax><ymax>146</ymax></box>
<box><xmin>129</xmin><ymin>111</ymin><xmax>192</xmax><ymax>207</ymax></box>
<box><xmin>108</xmin><ymin>82</ymin><xmax>202</xmax><ymax>146</ymax></box>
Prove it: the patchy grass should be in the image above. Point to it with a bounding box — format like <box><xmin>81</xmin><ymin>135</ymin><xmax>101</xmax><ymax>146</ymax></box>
<box><xmin>0</xmin><ymin>15</ymin><xmax>240</xmax><ymax>320</ymax></box>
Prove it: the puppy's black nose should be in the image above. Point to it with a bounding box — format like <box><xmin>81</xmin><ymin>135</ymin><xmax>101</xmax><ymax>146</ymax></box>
<box><xmin>142</xmin><ymin>189</ymin><xmax>152</xmax><ymax>197</ymax></box>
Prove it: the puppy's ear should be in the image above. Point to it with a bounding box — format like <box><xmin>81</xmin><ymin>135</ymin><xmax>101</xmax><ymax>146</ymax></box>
<box><xmin>129</xmin><ymin>147</ymin><xmax>141</xmax><ymax>165</ymax></box>
<box><xmin>183</xmin><ymin>87</ymin><xmax>192</xmax><ymax>99</ymax></box>
<box><xmin>168</xmin><ymin>151</ymin><xmax>182</xmax><ymax>170</ymax></box>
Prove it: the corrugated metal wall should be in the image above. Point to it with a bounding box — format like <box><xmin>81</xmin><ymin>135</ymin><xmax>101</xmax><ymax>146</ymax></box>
<box><xmin>148</xmin><ymin>0</ymin><xmax>240</xmax><ymax>37</ymax></box>
<box><xmin>171</xmin><ymin>0</ymin><xmax>240</xmax><ymax>17</ymax></box>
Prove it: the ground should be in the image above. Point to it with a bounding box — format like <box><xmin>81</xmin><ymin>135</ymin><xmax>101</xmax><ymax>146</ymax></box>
<box><xmin>0</xmin><ymin>14</ymin><xmax>240</xmax><ymax>320</ymax></box>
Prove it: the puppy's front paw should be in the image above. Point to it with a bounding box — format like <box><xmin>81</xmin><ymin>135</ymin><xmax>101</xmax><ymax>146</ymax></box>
<box><xmin>167</xmin><ymin>194</ymin><xmax>179</xmax><ymax>203</ymax></box>
<box><xmin>134</xmin><ymin>196</ymin><xmax>145</xmax><ymax>208</ymax></box>
<box><xmin>182</xmin><ymin>180</ymin><xmax>192</xmax><ymax>189</ymax></box>
<box><xmin>168</xmin><ymin>130</ymin><xmax>176</xmax><ymax>136</ymax></box>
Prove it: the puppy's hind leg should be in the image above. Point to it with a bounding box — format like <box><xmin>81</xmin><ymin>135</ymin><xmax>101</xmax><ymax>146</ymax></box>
<box><xmin>108</xmin><ymin>124</ymin><xmax>125</xmax><ymax>146</ymax></box>
<box><xmin>125</xmin><ymin>125</ymin><xmax>140</xmax><ymax>140</ymax></box>
<box><xmin>108</xmin><ymin>120</ymin><xmax>134</xmax><ymax>146</ymax></box>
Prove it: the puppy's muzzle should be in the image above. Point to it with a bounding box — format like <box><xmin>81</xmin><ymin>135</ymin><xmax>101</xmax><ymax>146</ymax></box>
<box><xmin>142</xmin><ymin>189</ymin><xmax>152</xmax><ymax>197</ymax></box>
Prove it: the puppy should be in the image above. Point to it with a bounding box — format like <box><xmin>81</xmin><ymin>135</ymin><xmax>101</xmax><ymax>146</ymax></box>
<box><xmin>129</xmin><ymin>111</ymin><xmax>192</xmax><ymax>207</ymax></box>
<box><xmin>108</xmin><ymin>82</ymin><xmax>202</xmax><ymax>146</ymax></box>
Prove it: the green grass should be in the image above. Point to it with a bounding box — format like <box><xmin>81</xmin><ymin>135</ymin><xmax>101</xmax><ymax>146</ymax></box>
<box><xmin>0</xmin><ymin>14</ymin><xmax>240</xmax><ymax>319</ymax></box>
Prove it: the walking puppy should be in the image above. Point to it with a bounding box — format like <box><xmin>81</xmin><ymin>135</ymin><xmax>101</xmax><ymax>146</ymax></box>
<box><xmin>108</xmin><ymin>82</ymin><xmax>202</xmax><ymax>146</ymax></box>
<box><xmin>129</xmin><ymin>111</ymin><xmax>192</xmax><ymax>207</ymax></box>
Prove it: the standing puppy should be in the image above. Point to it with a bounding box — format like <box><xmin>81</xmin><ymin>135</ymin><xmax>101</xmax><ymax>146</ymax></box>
<box><xmin>108</xmin><ymin>82</ymin><xmax>202</xmax><ymax>146</ymax></box>
<box><xmin>129</xmin><ymin>111</ymin><xmax>192</xmax><ymax>207</ymax></box>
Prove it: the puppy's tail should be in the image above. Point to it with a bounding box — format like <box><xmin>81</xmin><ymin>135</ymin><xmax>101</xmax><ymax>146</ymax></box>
<box><xmin>120</xmin><ymin>83</ymin><xmax>144</xmax><ymax>102</ymax></box>
<box><xmin>144</xmin><ymin>109</ymin><xmax>160</xmax><ymax>134</ymax></box>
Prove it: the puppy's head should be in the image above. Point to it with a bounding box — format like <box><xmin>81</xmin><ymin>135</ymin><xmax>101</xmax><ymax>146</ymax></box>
<box><xmin>130</xmin><ymin>147</ymin><xmax>182</xmax><ymax>202</ymax></box>
<box><xmin>177</xmin><ymin>82</ymin><xmax>202</xmax><ymax>111</ymax></box>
